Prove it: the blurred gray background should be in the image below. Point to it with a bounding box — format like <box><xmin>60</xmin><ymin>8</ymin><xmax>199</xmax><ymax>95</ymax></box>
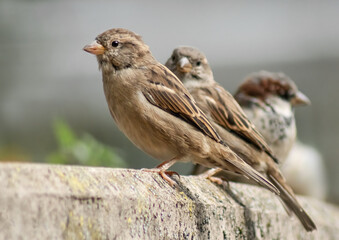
<box><xmin>1</xmin><ymin>1</ymin><xmax>339</xmax><ymax>203</ymax></box>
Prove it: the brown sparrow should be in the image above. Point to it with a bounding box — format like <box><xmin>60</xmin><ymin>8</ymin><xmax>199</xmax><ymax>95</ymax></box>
<box><xmin>234</xmin><ymin>71</ymin><xmax>310</xmax><ymax>163</ymax></box>
<box><xmin>165</xmin><ymin>46</ymin><xmax>316</xmax><ymax>231</ymax></box>
<box><xmin>82</xmin><ymin>28</ymin><xmax>278</xmax><ymax>194</ymax></box>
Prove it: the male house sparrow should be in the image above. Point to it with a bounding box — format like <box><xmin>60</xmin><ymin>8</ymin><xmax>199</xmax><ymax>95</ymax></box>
<box><xmin>234</xmin><ymin>72</ymin><xmax>327</xmax><ymax>199</ymax></box>
<box><xmin>165</xmin><ymin>46</ymin><xmax>316</xmax><ymax>231</ymax></box>
<box><xmin>234</xmin><ymin>71</ymin><xmax>310</xmax><ymax>163</ymax></box>
<box><xmin>82</xmin><ymin>28</ymin><xmax>277</xmax><ymax>194</ymax></box>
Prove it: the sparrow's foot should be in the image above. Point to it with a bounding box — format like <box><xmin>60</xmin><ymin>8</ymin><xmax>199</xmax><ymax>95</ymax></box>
<box><xmin>141</xmin><ymin>159</ymin><xmax>178</xmax><ymax>187</ymax></box>
<box><xmin>163</xmin><ymin>170</ymin><xmax>180</xmax><ymax>177</ymax></box>
<box><xmin>199</xmin><ymin>167</ymin><xmax>225</xmax><ymax>185</ymax></box>
<box><xmin>207</xmin><ymin>176</ymin><xmax>224</xmax><ymax>185</ymax></box>
<box><xmin>141</xmin><ymin>168</ymin><xmax>178</xmax><ymax>187</ymax></box>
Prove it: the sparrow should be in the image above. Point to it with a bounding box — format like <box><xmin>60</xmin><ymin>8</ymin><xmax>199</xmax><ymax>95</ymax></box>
<box><xmin>234</xmin><ymin>71</ymin><xmax>311</xmax><ymax>163</ymax></box>
<box><xmin>235</xmin><ymin>72</ymin><xmax>328</xmax><ymax>199</ymax></box>
<box><xmin>165</xmin><ymin>46</ymin><xmax>316</xmax><ymax>231</ymax></box>
<box><xmin>82</xmin><ymin>28</ymin><xmax>278</xmax><ymax>195</ymax></box>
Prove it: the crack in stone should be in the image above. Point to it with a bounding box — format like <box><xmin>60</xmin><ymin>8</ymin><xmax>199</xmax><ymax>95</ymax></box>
<box><xmin>176</xmin><ymin>180</ymin><xmax>211</xmax><ymax>240</ymax></box>
<box><xmin>224</xmin><ymin>187</ymin><xmax>257</xmax><ymax>240</ymax></box>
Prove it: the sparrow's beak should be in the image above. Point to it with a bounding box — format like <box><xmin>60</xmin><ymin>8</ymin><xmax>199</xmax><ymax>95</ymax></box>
<box><xmin>291</xmin><ymin>91</ymin><xmax>311</xmax><ymax>106</ymax></box>
<box><xmin>177</xmin><ymin>57</ymin><xmax>192</xmax><ymax>73</ymax></box>
<box><xmin>83</xmin><ymin>40</ymin><xmax>105</xmax><ymax>55</ymax></box>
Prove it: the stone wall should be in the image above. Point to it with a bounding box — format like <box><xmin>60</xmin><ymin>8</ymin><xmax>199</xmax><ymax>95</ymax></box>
<box><xmin>0</xmin><ymin>163</ymin><xmax>338</xmax><ymax>239</ymax></box>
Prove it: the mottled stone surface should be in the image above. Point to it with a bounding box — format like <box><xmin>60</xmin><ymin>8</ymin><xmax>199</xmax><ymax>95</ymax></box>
<box><xmin>0</xmin><ymin>163</ymin><xmax>337</xmax><ymax>239</ymax></box>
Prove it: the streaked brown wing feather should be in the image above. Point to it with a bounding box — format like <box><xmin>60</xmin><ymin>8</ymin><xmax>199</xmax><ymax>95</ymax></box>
<box><xmin>143</xmin><ymin>64</ymin><xmax>223</xmax><ymax>144</ymax></box>
<box><xmin>202</xmin><ymin>84</ymin><xmax>277</xmax><ymax>161</ymax></box>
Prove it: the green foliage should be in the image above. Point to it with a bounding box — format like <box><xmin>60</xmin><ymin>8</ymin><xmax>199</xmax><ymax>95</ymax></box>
<box><xmin>47</xmin><ymin>119</ymin><xmax>126</xmax><ymax>168</ymax></box>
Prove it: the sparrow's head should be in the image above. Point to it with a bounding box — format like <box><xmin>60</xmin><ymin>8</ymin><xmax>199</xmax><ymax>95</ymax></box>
<box><xmin>83</xmin><ymin>28</ymin><xmax>154</xmax><ymax>72</ymax></box>
<box><xmin>235</xmin><ymin>71</ymin><xmax>310</xmax><ymax>107</ymax></box>
<box><xmin>165</xmin><ymin>46</ymin><xmax>214</xmax><ymax>84</ymax></box>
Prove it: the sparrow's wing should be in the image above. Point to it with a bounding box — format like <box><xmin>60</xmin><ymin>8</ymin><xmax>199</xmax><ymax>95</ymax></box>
<box><xmin>142</xmin><ymin>64</ymin><xmax>223</xmax><ymax>144</ymax></box>
<box><xmin>197</xmin><ymin>84</ymin><xmax>278</xmax><ymax>162</ymax></box>
<box><xmin>143</xmin><ymin>64</ymin><xmax>281</xmax><ymax>195</ymax></box>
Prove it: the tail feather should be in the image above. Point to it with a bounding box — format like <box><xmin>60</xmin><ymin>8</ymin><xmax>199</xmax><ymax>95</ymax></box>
<box><xmin>223</xmin><ymin>154</ymin><xmax>280</xmax><ymax>196</ymax></box>
<box><xmin>212</xmin><ymin>146</ymin><xmax>280</xmax><ymax>195</ymax></box>
<box><xmin>268</xmin><ymin>172</ymin><xmax>317</xmax><ymax>232</ymax></box>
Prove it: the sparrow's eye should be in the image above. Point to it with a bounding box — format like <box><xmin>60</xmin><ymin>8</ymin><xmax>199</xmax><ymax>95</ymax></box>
<box><xmin>112</xmin><ymin>41</ymin><xmax>119</xmax><ymax>47</ymax></box>
<box><xmin>287</xmin><ymin>90</ymin><xmax>295</xmax><ymax>99</ymax></box>
<box><xmin>171</xmin><ymin>55</ymin><xmax>176</xmax><ymax>61</ymax></box>
<box><xmin>196</xmin><ymin>61</ymin><xmax>201</xmax><ymax>66</ymax></box>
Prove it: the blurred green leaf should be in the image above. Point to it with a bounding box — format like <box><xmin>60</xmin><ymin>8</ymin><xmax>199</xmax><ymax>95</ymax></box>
<box><xmin>47</xmin><ymin>119</ymin><xmax>126</xmax><ymax>168</ymax></box>
<box><xmin>53</xmin><ymin>119</ymin><xmax>76</xmax><ymax>148</ymax></box>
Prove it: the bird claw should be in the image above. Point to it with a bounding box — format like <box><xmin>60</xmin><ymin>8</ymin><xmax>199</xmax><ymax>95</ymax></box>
<box><xmin>208</xmin><ymin>176</ymin><xmax>224</xmax><ymax>185</ymax></box>
<box><xmin>165</xmin><ymin>170</ymin><xmax>180</xmax><ymax>177</ymax></box>
<box><xmin>141</xmin><ymin>168</ymin><xmax>179</xmax><ymax>187</ymax></box>
<box><xmin>159</xmin><ymin>171</ymin><xmax>177</xmax><ymax>187</ymax></box>
<box><xmin>198</xmin><ymin>168</ymin><xmax>227</xmax><ymax>185</ymax></box>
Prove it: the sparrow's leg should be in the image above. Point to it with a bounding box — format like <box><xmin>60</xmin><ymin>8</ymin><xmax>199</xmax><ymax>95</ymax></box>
<box><xmin>198</xmin><ymin>168</ymin><xmax>225</xmax><ymax>185</ymax></box>
<box><xmin>141</xmin><ymin>158</ymin><xmax>178</xmax><ymax>186</ymax></box>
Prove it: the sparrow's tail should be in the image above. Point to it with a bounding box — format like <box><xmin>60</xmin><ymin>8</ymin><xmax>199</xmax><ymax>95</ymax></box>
<box><xmin>267</xmin><ymin>167</ymin><xmax>317</xmax><ymax>232</ymax></box>
<box><xmin>216</xmin><ymin>147</ymin><xmax>280</xmax><ymax>196</ymax></box>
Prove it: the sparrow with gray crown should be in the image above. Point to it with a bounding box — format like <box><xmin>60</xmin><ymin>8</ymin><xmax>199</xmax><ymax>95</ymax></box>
<box><xmin>165</xmin><ymin>46</ymin><xmax>316</xmax><ymax>231</ymax></box>
<box><xmin>234</xmin><ymin>71</ymin><xmax>310</xmax><ymax>163</ymax></box>
<box><xmin>234</xmin><ymin>71</ymin><xmax>326</xmax><ymax>199</ymax></box>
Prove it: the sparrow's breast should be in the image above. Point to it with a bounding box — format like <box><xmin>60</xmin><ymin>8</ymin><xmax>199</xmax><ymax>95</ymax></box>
<box><xmin>242</xmin><ymin>99</ymin><xmax>296</xmax><ymax>162</ymax></box>
<box><xmin>102</xmin><ymin>74</ymin><xmax>177</xmax><ymax>161</ymax></box>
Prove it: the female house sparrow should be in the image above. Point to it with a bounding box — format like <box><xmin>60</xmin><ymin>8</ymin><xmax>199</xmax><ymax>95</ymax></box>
<box><xmin>234</xmin><ymin>71</ymin><xmax>310</xmax><ymax>163</ymax></box>
<box><xmin>165</xmin><ymin>46</ymin><xmax>316</xmax><ymax>231</ymax></box>
<box><xmin>82</xmin><ymin>28</ymin><xmax>278</xmax><ymax>194</ymax></box>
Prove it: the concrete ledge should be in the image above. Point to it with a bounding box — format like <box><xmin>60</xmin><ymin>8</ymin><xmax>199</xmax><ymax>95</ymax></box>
<box><xmin>0</xmin><ymin>163</ymin><xmax>338</xmax><ymax>239</ymax></box>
